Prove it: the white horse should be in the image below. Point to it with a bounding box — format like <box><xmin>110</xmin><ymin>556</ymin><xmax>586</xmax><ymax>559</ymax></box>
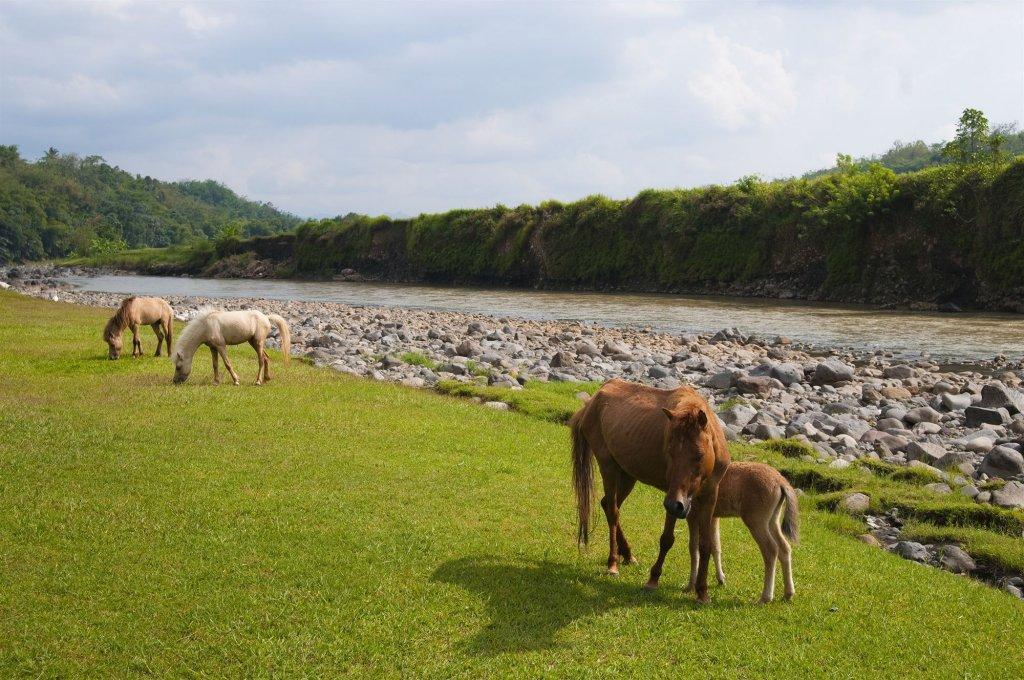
<box><xmin>172</xmin><ymin>309</ymin><xmax>291</xmax><ymax>385</ymax></box>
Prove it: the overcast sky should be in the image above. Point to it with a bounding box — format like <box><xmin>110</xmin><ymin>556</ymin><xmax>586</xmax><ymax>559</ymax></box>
<box><xmin>2</xmin><ymin>1</ymin><xmax>1022</xmax><ymax>218</ymax></box>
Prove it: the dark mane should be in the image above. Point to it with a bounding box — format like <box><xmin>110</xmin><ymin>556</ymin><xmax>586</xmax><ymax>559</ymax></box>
<box><xmin>103</xmin><ymin>297</ymin><xmax>136</xmax><ymax>342</ymax></box>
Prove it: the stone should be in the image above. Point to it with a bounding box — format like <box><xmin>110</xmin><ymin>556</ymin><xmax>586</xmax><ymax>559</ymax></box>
<box><xmin>858</xmin><ymin>533</ymin><xmax>882</xmax><ymax>547</ymax></box>
<box><xmin>752</xmin><ymin>423</ymin><xmax>784</xmax><ymax>440</ymax></box>
<box><xmin>769</xmin><ymin>363</ymin><xmax>803</xmax><ymax>386</ymax></box>
<box><xmin>706</xmin><ymin>370</ymin><xmax>737</xmax><ymax>390</ymax></box>
<box><xmin>839</xmin><ymin>492</ymin><xmax>870</xmax><ymax>514</ymax></box>
<box><xmin>964</xmin><ymin>406</ymin><xmax>1010</xmax><ymax>427</ymax></box>
<box><xmin>894</xmin><ymin>541</ymin><xmax>930</xmax><ymax>562</ymax></box>
<box><xmin>924</xmin><ymin>483</ymin><xmax>952</xmax><ymax>495</ymax></box>
<box><xmin>979</xmin><ymin>446</ymin><xmax>1024</xmax><ymax>479</ymax></box>
<box><xmin>648</xmin><ymin>365</ymin><xmax>671</xmax><ymax>379</ymax></box>
<box><xmin>879</xmin><ymin>386</ymin><xmax>913</xmax><ymax>400</ymax></box>
<box><xmin>601</xmin><ymin>340</ymin><xmax>630</xmax><ymax>356</ymax></box>
<box><xmin>940</xmin><ymin>392</ymin><xmax>972</xmax><ymax>411</ymax></box>
<box><xmin>456</xmin><ymin>339</ymin><xmax>480</xmax><ymax>357</ymax></box>
<box><xmin>904</xmin><ymin>406</ymin><xmax>941</xmax><ymax>425</ymax></box>
<box><xmin>719</xmin><ymin>404</ymin><xmax>757</xmax><ymax>428</ymax></box>
<box><xmin>976</xmin><ymin>491</ymin><xmax>992</xmax><ymax>503</ymax></box>
<box><xmin>979</xmin><ymin>383</ymin><xmax>1024</xmax><ymax>415</ymax></box>
<box><xmin>906</xmin><ymin>441</ymin><xmax>946</xmax><ymax>465</ymax></box>
<box><xmin>991</xmin><ymin>481</ymin><xmax>1024</xmax><ymax>509</ymax></box>
<box><xmin>575</xmin><ymin>341</ymin><xmax>599</xmax><ymax>356</ymax></box>
<box><xmin>483</xmin><ymin>401</ymin><xmax>510</xmax><ymax>411</ymax></box>
<box><xmin>400</xmin><ymin>376</ymin><xmax>425</xmax><ymax>388</ymax></box>
<box><xmin>550</xmin><ymin>351</ymin><xmax>574</xmax><ymax>368</ymax></box>
<box><xmin>812</xmin><ymin>359</ymin><xmax>855</xmax><ymax>385</ymax></box>
<box><xmin>960</xmin><ymin>485</ymin><xmax>980</xmax><ymax>498</ymax></box>
<box><xmin>883</xmin><ymin>365</ymin><xmax>915</xmax><ymax>379</ymax></box>
<box><xmin>735</xmin><ymin>374</ymin><xmax>780</xmax><ymax>397</ymax></box>
<box><xmin>938</xmin><ymin>545</ymin><xmax>976</xmax><ymax>573</ymax></box>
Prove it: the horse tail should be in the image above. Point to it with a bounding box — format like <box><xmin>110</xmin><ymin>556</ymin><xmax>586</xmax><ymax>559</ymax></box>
<box><xmin>780</xmin><ymin>481</ymin><xmax>800</xmax><ymax>545</ymax></box>
<box><xmin>570</xmin><ymin>406</ymin><xmax>594</xmax><ymax>547</ymax></box>
<box><xmin>268</xmin><ymin>314</ymin><xmax>290</xmax><ymax>366</ymax></box>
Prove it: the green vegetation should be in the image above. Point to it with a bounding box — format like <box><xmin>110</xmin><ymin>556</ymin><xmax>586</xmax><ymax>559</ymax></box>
<box><xmin>0</xmin><ymin>292</ymin><xmax>1022</xmax><ymax>676</ymax></box>
<box><xmin>86</xmin><ymin>108</ymin><xmax>1024</xmax><ymax>309</ymax></box>
<box><xmin>436</xmin><ymin>379</ymin><xmax>602</xmax><ymax>423</ymax></box>
<box><xmin>0</xmin><ymin>146</ymin><xmax>299</xmax><ymax>263</ymax></box>
<box><xmin>399</xmin><ymin>350</ymin><xmax>440</xmax><ymax>370</ymax></box>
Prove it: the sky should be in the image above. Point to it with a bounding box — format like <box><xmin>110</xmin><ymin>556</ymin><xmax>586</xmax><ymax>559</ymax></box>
<box><xmin>1</xmin><ymin>1</ymin><xmax>1022</xmax><ymax>218</ymax></box>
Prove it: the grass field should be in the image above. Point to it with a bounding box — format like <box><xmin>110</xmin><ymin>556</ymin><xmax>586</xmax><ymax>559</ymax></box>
<box><xmin>1</xmin><ymin>290</ymin><xmax>1022</xmax><ymax>677</ymax></box>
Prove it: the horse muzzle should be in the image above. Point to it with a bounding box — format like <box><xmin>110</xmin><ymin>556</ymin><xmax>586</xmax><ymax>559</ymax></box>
<box><xmin>664</xmin><ymin>496</ymin><xmax>691</xmax><ymax>519</ymax></box>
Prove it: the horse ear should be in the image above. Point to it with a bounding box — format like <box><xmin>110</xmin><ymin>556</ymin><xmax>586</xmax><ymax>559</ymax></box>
<box><xmin>696</xmin><ymin>410</ymin><xmax>709</xmax><ymax>429</ymax></box>
<box><xmin>661</xmin><ymin>408</ymin><xmax>674</xmax><ymax>420</ymax></box>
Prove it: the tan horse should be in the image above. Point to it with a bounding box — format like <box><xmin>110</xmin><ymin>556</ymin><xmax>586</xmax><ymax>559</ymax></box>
<box><xmin>570</xmin><ymin>379</ymin><xmax>731</xmax><ymax>603</ymax></box>
<box><xmin>684</xmin><ymin>462</ymin><xmax>799</xmax><ymax>603</ymax></box>
<box><xmin>172</xmin><ymin>308</ymin><xmax>290</xmax><ymax>385</ymax></box>
<box><xmin>103</xmin><ymin>296</ymin><xmax>173</xmax><ymax>359</ymax></box>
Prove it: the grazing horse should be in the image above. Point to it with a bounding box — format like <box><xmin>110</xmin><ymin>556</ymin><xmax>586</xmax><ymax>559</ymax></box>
<box><xmin>684</xmin><ymin>462</ymin><xmax>799</xmax><ymax>603</ymax></box>
<box><xmin>172</xmin><ymin>309</ymin><xmax>290</xmax><ymax>385</ymax></box>
<box><xmin>103</xmin><ymin>296</ymin><xmax>174</xmax><ymax>359</ymax></box>
<box><xmin>570</xmin><ymin>379</ymin><xmax>731</xmax><ymax>603</ymax></box>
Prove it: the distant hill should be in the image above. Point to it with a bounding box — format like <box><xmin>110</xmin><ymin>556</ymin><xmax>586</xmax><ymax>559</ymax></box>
<box><xmin>0</xmin><ymin>146</ymin><xmax>301</xmax><ymax>263</ymax></box>
<box><xmin>805</xmin><ymin>126</ymin><xmax>1024</xmax><ymax>178</ymax></box>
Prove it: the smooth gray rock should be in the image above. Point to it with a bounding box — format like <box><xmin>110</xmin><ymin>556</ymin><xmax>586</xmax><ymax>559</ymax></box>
<box><xmin>979</xmin><ymin>446</ymin><xmax>1024</xmax><ymax>479</ymax></box>
<box><xmin>940</xmin><ymin>392</ymin><xmax>972</xmax><ymax>411</ymax></box>
<box><xmin>895</xmin><ymin>541</ymin><xmax>930</xmax><ymax>562</ymax></box>
<box><xmin>648</xmin><ymin>365</ymin><xmax>671</xmax><ymax>379</ymax></box>
<box><xmin>991</xmin><ymin>481</ymin><xmax>1024</xmax><ymax>509</ymax></box>
<box><xmin>770</xmin><ymin>363</ymin><xmax>804</xmax><ymax>386</ymax></box>
<box><xmin>904</xmin><ymin>406</ymin><xmax>941</xmax><ymax>425</ymax></box>
<box><xmin>812</xmin><ymin>359</ymin><xmax>855</xmax><ymax>385</ymax></box>
<box><xmin>839</xmin><ymin>492</ymin><xmax>870</xmax><ymax>514</ymax></box>
<box><xmin>938</xmin><ymin>545</ymin><xmax>976</xmax><ymax>573</ymax></box>
<box><xmin>719</xmin><ymin>404</ymin><xmax>757</xmax><ymax>428</ymax></box>
<box><xmin>979</xmin><ymin>383</ymin><xmax>1024</xmax><ymax>415</ymax></box>
<box><xmin>906</xmin><ymin>441</ymin><xmax>946</xmax><ymax>465</ymax></box>
<box><xmin>706</xmin><ymin>370</ymin><xmax>737</xmax><ymax>390</ymax></box>
<box><xmin>735</xmin><ymin>374</ymin><xmax>780</xmax><ymax>396</ymax></box>
<box><xmin>883</xmin><ymin>365</ymin><xmax>915</xmax><ymax>379</ymax></box>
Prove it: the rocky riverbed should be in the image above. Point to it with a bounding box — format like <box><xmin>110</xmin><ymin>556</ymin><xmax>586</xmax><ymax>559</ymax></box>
<box><xmin>5</xmin><ymin>264</ymin><xmax>1024</xmax><ymax>596</ymax></box>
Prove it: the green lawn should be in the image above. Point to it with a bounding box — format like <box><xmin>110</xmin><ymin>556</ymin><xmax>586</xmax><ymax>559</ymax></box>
<box><xmin>1</xmin><ymin>290</ymin><xmax>1022</xmax><ymax>677</ymax></box>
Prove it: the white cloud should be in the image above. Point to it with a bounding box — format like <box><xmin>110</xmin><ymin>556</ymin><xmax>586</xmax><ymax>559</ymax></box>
<box><xmin>1</xmin><ymin>1</ymin><xmax>1021</xmax><ymax>217</ymax></box>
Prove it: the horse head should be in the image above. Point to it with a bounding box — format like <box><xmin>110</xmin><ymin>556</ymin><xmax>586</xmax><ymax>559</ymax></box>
<box><xmin>660</xmin><ymin>405</ymin><xmax>721</xmax><ymax>519</ymax></box>
<box><xmin>172</xmin><ymin>348</ymin><xmax>192</xmax><ymax>383</ymax></box>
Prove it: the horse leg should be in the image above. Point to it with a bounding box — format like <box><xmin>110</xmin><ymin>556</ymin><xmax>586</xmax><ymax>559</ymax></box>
<box><xmin>770</xmin><ymin>504</ymin><xmax>795</xmax><ymax>601</ymax></box>
<box><xmin>745</xmin><ymin>515</ymin><xmax>779</xmax><ymax>604</ymax></box>
<box><xmin>598</xmin><ymin>466</ymin><xmax>621</xmax><ymax>575</ymax></box>
<box><xmin>248</xmin><ymin>339</ymin><xmax>264</xmax><ymax>385</ymax></box>
<box><xmin>131</xmin><ymin>323</ymin><xmax>141</xmax><ymax>357</ymax></box>
<box><xmin>262</xmin><ymin>349</ymin><xmax>272</xmax><ymax>382</ymax></box>
<box><xmin>210</xmin><ymin>345</ymin><xmax>220</xmax><ymax>385</ymax></box>
<box><xmin>614</xmin><ymin>475</ymin><xmax>637</xmax><ymax>565</ymax></box>
<box><xmin>684</xmin><ymin>513</ymin><xmax>699</xmax><ymax>592</ymax></box>
<box><xmin>217</xmin><ymin>345</ymin><xmax>240</xmax><ymax>385</ymax></box>
<box><xmin>164</xmin><ymin>315</ymin><xmax>173</xmax><ymax>355</ymax></box>
<box><xmin>713</xmin><ymin>518</ymin><xmax>726</xmax><ymax>585</ymax></box>
<box><xmin>643</xmin><ymin>512</ymin><xmax>677</xmax><ymax>591</ymax></box>
<box><xmin>693</xmin><ymin>495</ymin><xmax>718</xmax><ymax>604</ymax></box>
<box><xmin>151</xmin><ymin>322</ymin><xmax>164</xmax><ymax>356</ymax></box>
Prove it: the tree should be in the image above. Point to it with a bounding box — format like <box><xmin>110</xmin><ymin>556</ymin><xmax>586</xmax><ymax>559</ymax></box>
<box><xmin>943</xmin><ymin>108</ymin><xmax>993</xmax><ymax>165</ymax></box>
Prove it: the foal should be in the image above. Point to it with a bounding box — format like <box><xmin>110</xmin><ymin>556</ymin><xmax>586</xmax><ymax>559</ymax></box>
<box><xmin>684</xmin><ymin>461</ymin><xmax>799</xmax><ymax>603</ymax></box>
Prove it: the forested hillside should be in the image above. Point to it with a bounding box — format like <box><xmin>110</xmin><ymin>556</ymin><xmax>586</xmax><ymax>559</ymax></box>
<box><xmin>0</xmin><ymin>146</ymin><xmax>300</xmax><ymax>263</ymax></box>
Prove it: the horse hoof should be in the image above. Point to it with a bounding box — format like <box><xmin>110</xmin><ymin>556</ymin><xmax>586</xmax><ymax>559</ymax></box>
<box><xmin>717</xmin><ymin>577</ymin><xmax>726</xmax><ymax>586</ymax></box>
<box><xmin>758</xmin><ymin>596</ymin><xmax>773</xmax><ymax>605</ymax></box>
<box><xmin>783</xmin><ymin>592</ymin><xmax>794</xmax><ymax>602</ymax></box>
<box><xmin>623</xmin><ymin>555</ymin><xmax>639</xmax><ymax>565</ymax></box>
<box><xmin>682</xmin><ymin>583</ymin><xmax>694</xmax><ymax>593</ymax></box>
<box><xmin>696</xmin><ymin>595</ymin><xmax>710</xmax><ymax>605</ymax></box>
<box><xmin>605</xmin><ymin>566</ymin><xmax>619</xmax><ymax>576</ymax></box>
<box><xmin>642</xmin><ymin>580</ymin><xmax>659</xmax><ymax>591</ymax></box>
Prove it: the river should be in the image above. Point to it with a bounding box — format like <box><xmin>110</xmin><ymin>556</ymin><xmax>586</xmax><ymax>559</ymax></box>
<box><xmin>61</xmin><ymin>273</ymin><xmax>1024</xmax><ymax>360</ymax></box>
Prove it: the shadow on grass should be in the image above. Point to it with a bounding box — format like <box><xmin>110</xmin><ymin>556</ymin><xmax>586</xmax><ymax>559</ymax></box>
<box><xmin>431</xmin><ymin>556</ymin><xmax>744</xmax><ymax>656</ymax></box>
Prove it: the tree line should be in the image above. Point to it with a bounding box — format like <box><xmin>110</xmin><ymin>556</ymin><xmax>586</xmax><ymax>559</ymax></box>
<box><xmin>0</xmin><ymin>146</ymin><xmax>300</xmax><ymax>263</ymax></box>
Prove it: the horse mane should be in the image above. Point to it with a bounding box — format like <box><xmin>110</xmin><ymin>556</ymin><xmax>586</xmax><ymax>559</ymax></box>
<box><xmin>103</xmin><ymin>297</ymin><xmax>136</xmax><ymax>341</ymax></box>
<box><xmin>175</xmin><ymin>308</ymin><xmax>219</xmax><ymax>353</ymax></box>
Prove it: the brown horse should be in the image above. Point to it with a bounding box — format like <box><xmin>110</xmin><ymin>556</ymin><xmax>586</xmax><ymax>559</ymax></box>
<box><xmin>103</xmin><ymin>296</ymin><xmax>174</xmax><ymax>359</ymax></box>
<box><xmin>570</xmin><ymin>379</ymin><xmax>731</xmax><ymax>603</ymax></box>
<box><xmin>684</xmin><ymin>462</ymin><xmax>799</xmax><ymax>603</ymax></box>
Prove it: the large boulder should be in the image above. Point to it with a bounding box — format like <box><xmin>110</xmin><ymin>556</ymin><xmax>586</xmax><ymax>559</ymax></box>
<box><xmin>979</xmin><ymin>446</ymin><xmax>1024</xmax><ymax>479</ymax></box>
<box><xmin>991</xmin><ymin>481</ymin><xmax>1024</xmax><ymax>509</ymax></box>
<box><xmin>894</xmin><ymin>541</ymin><xmax>930</xmax><ymax>562</ymax></box>
<box><xmin>979</xmin><ymin>383</ymin><xmax>1024</xmax><ymax>415</ymax></box>
<box><xmin>906</xmin><ymin>441</ymin><xmax>946</xmax><ymax>465</ymax></box>
<box><xmin>965</xmin><ymin>406</ymin><xmax>1010</xmax><ymax>427</ymax></box>
<box><xmin>839</xmin><ymin>492</ymin><xmax>870</xmax><ymax>515</ymax></box>
<box><xmin>940</xmin><ymin>392</ymin><xmax>973</xmax><ymax>411</ymax></box>
<box><xmin>769</xmin><ymin>363</ymin><xmax>804</xmax><ymax>386</ymax></box>
<box><xmin>812</xmin><ymin>359</ymin><xmax>855</xmax><ymax>385</ymax></box>
<box><xmin>718</xmin><ymin>404</ymin><xmax>757</xmax><ymax>428</ymax></box>
<box><xmin>938</xmin><ymin>545</ymin><xmax>976</xmax><ymax>573</ymax></box>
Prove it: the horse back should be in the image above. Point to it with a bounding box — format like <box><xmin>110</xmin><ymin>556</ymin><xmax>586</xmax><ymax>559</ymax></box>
<box><xmin>714</xmin><ymin>461</ymin><xmax>787</xmax><ymax>518</ymax></box>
